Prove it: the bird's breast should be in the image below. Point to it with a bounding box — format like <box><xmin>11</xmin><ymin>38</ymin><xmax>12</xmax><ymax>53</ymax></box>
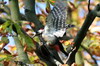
<box><xmin>42</xmin><ymin>33</ymin><xmax>56</xmax><ymax>42</ymax></box>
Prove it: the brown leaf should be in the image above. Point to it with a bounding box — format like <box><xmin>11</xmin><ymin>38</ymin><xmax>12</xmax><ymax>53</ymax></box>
<box><xmin>3</xmin><ymin>61</ymin><xmax>9</xmax><ymax>66</ymax></box>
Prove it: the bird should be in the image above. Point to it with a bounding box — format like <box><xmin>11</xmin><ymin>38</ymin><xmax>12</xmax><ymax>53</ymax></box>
<box><xmin>34</xmin><ymin>1</ymin><xmax>75</xmax><ymax>64</ymax></box>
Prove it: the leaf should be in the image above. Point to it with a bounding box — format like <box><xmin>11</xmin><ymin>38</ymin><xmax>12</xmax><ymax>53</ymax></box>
<box><xmin>49</xmin><ymin>0</ymin><xmax>56</xmax><ymax>5</ymax></box>
<box><xmin>34</xmin><ymin>36</ymin><xmax>40</xmax><ymax>42</ymax></box>
<box><xmin>0</xmin><ymin>19</ymin><xmax>13</xmax><ymax>34</ymax></box>
<box><xmin>8</xmin><ymin>45</ymin><xmax>16</xmax><ymax>52</ymax></box>
<box><xmin>1</xmin><ymin>37</ymin><xmax>9</xmax><ymax>44</ymax></box>
<box><xmin>46</xmin><ymin>0</ymin><xmax>51</xmax><ymax>13</ymax></box>
<box><xmin>3</xmin><ymin>61</ymin><xmax>9</xmax><ymax>66</ymax></box>
<box><xmin>2</xmin><ymin>20</ymin><xmax>11</xmax><ymax>30</ymax></box>
<box><xmin>0</xmin><ymin>58</ymin><xmax>6</xmax><ymax>62</ymax></box>
<box><xmin>14</xmin><ymin>23</ymin><xmax>35</xmax><ymax>49</ymax></box>
<box><xmin>0</xmin><ymin>63</ymin><xmax>3</xmax><ymax>66</ymax></box>
<box><xmin>64</xmin><ymin>41</ymin><xmax>71</xmax><ymax>46</ymax></box>
<box><xmin>0</xmin><ymin>54</ymin><xmax>7</xmax><ymax>61</ymax></box>
<box><xmin>23</xmin><ymin>35</ymin><xmax>35</xmax><ymax>48</ymax></box>
<box><xmin>0</xmin><ymin>53</ymin><xmax>13</xmax><ymax>61</ymax></box>
<box><xmin>0</xmin><ymin>25</ymin><xmax>3</xmax><ymax>31</ymax></box>
<box><xmin>75</xmin><ymin>51</ymin><xmax>84</xmax><ymax>66</ymax></box>
<box><xmin>8</xmin><ymin>24</ymin><xmax>13</xmax><ymax>34</ymax></box>
<box><xmin>46</xmin><ymin>0</ymin><xmax>56</xmax><ymax>5</ymax></box>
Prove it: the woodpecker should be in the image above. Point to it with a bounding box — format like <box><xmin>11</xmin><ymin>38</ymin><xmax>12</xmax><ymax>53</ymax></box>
<box><xmin>36</xmin><ymin>1</ymin><xmax>75</xmax><ymax>64</ymax></box>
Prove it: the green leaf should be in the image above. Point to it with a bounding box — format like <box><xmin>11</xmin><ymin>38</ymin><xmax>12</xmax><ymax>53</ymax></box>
<box><xmin>34</xmin><ymin>36</ymin><xmax>40</xmax><ymax>42</ymax></box>
<box><xmin>1</xmin><ymin>37</ymin><xmax>9</xmax><ymax>44</ymax></box>
<box><xmin>14</xmin><ymin>23</ymin><xmax>35</xmax><ymax>49</ymax></box>
<box><xmin>75</xmin><ymin>51</ymin><xmax>84</xmax><ymax>65</ymax></box>
<box><xmin>49</xmin><ymin>0</ymin><xmax>56</xmax><ymax>5</ymax></box>
<box><xmin>0</xmin><ymin>58</ymin><xmax>6</xmax><ymax>62</ymax></box>
<box><xmin>0</xmin><ymin>53</ymin><xmax>13</xmax><ymax>62</ymax></box>
<box><xmin>0</xmin><ymin>63</ymin><xmax>3</xmax><ymax>66</ymax></box>
<box><xmin>8</xmin><ymin>24</ymin><xmax>13</xmax><ymax>34</ymax></box>
<box><xmin>23</xmin><ymin>34</ymin><xmax>35</xmax><ymax>48</ymax></box>
<box><xmin>2</xmin><ymin>20</ymin><xmax>11</xmax><ymax>30</ymax></box>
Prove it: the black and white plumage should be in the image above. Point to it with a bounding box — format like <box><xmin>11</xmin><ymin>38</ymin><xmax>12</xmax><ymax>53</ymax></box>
<box><xmin>42</xmin><ymin>1</ymin><xmax>73</xmax><ymax>44</ymax></box>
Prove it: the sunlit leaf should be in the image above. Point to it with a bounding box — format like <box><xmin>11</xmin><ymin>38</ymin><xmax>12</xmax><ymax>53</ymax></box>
<box><xmin>49</xmin><ymin>0</ymin><xmax>56</xmax><ymax>5</ymax></box>
<box><xmin>34</xmin><ymin>36</ymin><xmax>40</xmax><ymax>42</ymax></box>
<box><xmin>75</xmin><ymin>51</ymin><xmax>84</xmax><ymax>66</ymax></box>
<box><xmin>0</xmin><ymin>25</ymin><xmax>3</xmax><ymax>31</ymax></box>
<box><xmin>2</xmin><ymin>20</ymin><xmax>11</xmax><ymax>30</ymax></box>
<box><xmin>64</xmin><ymin>41</ymin><xmax>71</xmax><ymax>46</ymax></box>
<box><xmin>0</xmin><ymin>54</ymin><xmax>7</xmax><ymax>60</ymax></box>
<box><xmin>45</xmin><ymin>0</ymin><xmax>56</xmax><ymax>5</ymax></box>
<box><xmin>0</xmin><ymin>43</ymin><xmax>5</xmax><ymax>50</ymax></box>
<box><xmin>8</xmin><ymin>45</ymin><xmax>16</xmax><ymax>52</ymax></box>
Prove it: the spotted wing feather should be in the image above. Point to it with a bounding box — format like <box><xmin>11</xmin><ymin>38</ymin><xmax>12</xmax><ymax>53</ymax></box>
<box><xmin>45</xmin><ymin>1</ymin><xmax>68</xmax><ymax>37</ymax></box>
<box><xmin>46</xmin><ymin>1</ymin><xmax>68</xmax><ymax>30</ymax></box>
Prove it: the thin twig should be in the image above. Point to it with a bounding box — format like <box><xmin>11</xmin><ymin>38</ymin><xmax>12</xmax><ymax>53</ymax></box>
<box><xmin>0</xmin><ymin>44</ymin><xmax>8</xmax><ymax>52</ymax></box>
<box><xmin>88</xmin><ymin>0</ymin><xmax>91</xmax><ymax>12</ymax></box>
<box><xmin>81</xmin><ymin>45</ymin><xmax>98</xmax><ymax>66</ymax></box>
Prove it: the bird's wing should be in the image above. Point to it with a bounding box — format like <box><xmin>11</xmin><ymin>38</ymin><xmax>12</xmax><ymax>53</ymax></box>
<box><xmin>45</xmin><ymin>1</ymin><xmax>68</xmax><ymax>37</ymax></box>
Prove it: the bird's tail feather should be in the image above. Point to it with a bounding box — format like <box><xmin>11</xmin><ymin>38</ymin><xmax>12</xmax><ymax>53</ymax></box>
<box><xmin>58</xmin><ymin>51</ymin><xmax>67</xmax><ymax>64</ymax></box>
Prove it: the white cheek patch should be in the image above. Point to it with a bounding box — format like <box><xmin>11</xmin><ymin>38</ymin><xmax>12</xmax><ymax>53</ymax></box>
<box><xmin>38</xmin><ymin>29</ymin><xmax>44</xmax><ymax>33</ymax></box>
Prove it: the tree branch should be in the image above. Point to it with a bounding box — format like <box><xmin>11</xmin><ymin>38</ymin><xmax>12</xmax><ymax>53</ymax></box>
<box><xmin>81</xmin><ymin>45</ymin><xmax>98</xmax><ymax>66</ymax></box>
<box><xmin>23</xmin><ymin>0</ymin><xmax>44</xmax><ymax>31</ymax></box>
<box><xmin>88</xmin><ymin>0</ymin><xmax>91</xmax><ymax>12</ymax></box>
<box><xmin>0</xmin><ymin>4</ymin><xmax>27</xmax><ymax>21</ymax></box>
<box><xmin>9</xmin><ymin>0</ymin><xmax>20</xmax><ymax>22</ymax></box>
<box><xmin>66</xmin><ymin>3</ymin><xmax>100</xmax><ymax>65</ymax></box>
<box><xmin>13</xmin><ymin>37</ymin><xmax>30</xmax><ymax>63</ymax></box>
<box><xmin>9</xmin><ymin>0</ymin><xmax>30</xmax><ymax>63</ymax></box>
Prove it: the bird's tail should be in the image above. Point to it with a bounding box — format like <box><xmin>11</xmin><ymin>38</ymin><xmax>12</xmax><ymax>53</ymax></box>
<box><xmin>58</xmin><ymin>51</ymin><xmax>67</xmax><ymax>64</ymax></box>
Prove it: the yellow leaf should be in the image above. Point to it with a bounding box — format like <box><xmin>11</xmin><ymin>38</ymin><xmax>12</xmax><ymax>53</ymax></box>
<box><xmin>64</xmin><ymin>41</ymin><xmax>71</xmax><ymax>45</ymax></box>
<box><xmin>8</xmin><ymin>45</ymin><xmax>16</xmax><ymax>51</ymax></box>
<box><xmin>0</xmin><ymin>54</ymin><xmax>7</xmax><ymax>58</ymax></box>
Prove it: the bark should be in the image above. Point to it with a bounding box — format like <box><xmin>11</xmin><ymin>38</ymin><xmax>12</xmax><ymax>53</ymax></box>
<box><xmin>66</xmin><ymin>3</ymin><xmax>100</xmax><ymax>65</ymax></box>
<box><xmin>24</xmin><ymin>0</ymin><xmax>44</xmax><ymax>31</ymax></box>
<box><xmin>9</xmin><ymin>0</ymin><xmax>30</xmax><ymax>63</ymax></box>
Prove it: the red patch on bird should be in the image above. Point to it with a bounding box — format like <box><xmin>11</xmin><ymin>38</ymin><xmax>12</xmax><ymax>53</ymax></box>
<box><xmin>53</xmin><ymin>45</ymin><xmax>60</xmax><ymax>51</ymax></box>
